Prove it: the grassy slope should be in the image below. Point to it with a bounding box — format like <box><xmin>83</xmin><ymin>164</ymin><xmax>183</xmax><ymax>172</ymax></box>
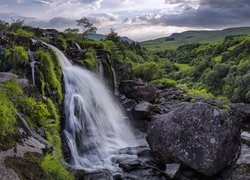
<box><xmin>141</xmin><ymin>27</ymin><xmax>250</xmax><ymax>51</ymax></box>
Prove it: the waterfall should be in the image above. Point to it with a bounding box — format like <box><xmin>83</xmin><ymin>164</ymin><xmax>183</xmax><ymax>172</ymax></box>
<box><xmin>45</xmin><ymin>43</ymin><xmax>138</xmax><ymax>171</ymax></box>
<box><xmin>74</xmin><ymin>42</ymin><xmax>81</xmax><ymax>50</ymax></box>
<box><xmin>111</xmin><ymin>66</ymin><xmax>119</xmax><ymax>96</ymax></box>
<box><xmin>28</xmin><ymin>49</ymin><xmax>36</xmax><ymax>86</ymax></box>
<box><xmin>98</xmin><ymin>61</ymin><xmax>104</xmax><ymax>78</ymax></box>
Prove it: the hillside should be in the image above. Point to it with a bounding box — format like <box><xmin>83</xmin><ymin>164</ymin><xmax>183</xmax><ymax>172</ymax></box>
<box><xmin>141</xmin><ymin>27</ymin><xmax>250</xmax><ymax>51</ymax></box>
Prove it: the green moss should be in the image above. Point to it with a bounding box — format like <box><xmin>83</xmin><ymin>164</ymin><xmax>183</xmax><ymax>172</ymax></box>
<box><xmin>82</xmin><ymin>48</ymin><xmax>98</xmax><ymax>70</ymax></box>
<box><xmin>20</xmin><ymin>97</ymin><xmax>50</xmax><ymax>128</ymax></box>
<box><xmin>41</xmin><ymin>154</ymin><xmax>74</xmax><ymax>180</ymax></box>
<box><xmin>223</xmin><ymin>104</ymin><xmax>231</xmax><ymax>110</ymax></box>
<box><xmin>14</xmin><ymin>28</ymin><xmax>34</xmax><ymax>37</ymax></box>
<box><xmin>5</xmin><ymin>49</ymin><xmax>12</xmax><ymax>58</ymax></box>
<box><xmin>151</xmin><ymin>78</ymin><xmax>176</xmax><ymax>87</ymax></box>
<box><xmin>4</xmin><ymin>152</ymin><xmax>45</xmax><ymax>180</ymax></box>
<box><xmin>12</xmin><ymin>46</ymin><xmax>29</xmax><ymax>67</ymax></box>
<box><xmin>0</xmin><ymin>79</ymin><xmax>25</xmax><ymax>147</ymax></box>
<box><xmin>0</xmin><ymin>87</ymin><xmax>17</xmax><ymax>140</ymax></box>
<box><xmin>35</xmin><ymin>50</ymin><xmax>63</xmax><ymax>103</ymax></box>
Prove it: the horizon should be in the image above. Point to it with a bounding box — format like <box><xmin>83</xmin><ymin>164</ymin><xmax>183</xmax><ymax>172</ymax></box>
<box><xmin>0</xmin><ymin>0</ymin><xmax>250</xmax><ymax>41</ymax></box>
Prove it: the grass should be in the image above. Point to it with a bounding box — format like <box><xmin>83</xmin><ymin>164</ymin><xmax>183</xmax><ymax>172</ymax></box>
<box><xmin>151</xmin><ymin>78</ymin><xmax>176</xmax><ymax>87</ymax></box>
<box><xmin>175</xmin><ymin>63</ymin><xmax>194</xmax><ymax>73</ymax></box>
<box><xmin>0</xmin><ymin>85</ymin><xmax>17</xmax><ymax>140</ymax></box>
<box><xmin>35</xmin><ymin>50</ymin><xmax>63</xmax><ymax>104</ymax></box>
<box><xmin>141</xmin><ymin>27</ymin><xmax>250</xmax><ymax>51</ymax></box>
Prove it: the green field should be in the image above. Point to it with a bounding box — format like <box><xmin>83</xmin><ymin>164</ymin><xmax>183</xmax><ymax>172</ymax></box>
<box><xmin>141</xmin><ymin>27</ymin><xmax>250</xmax><ymax>51</ymax></box>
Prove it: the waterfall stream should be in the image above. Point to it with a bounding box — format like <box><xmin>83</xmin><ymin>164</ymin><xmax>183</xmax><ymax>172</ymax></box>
<box><xmin>45</xmin><ymin>43</ymin><xmax>140</xmax><ymax>171</ymax></box>
<box><xmin>28</xmin><ymin>49</ymin><xmax>36</xmax><ymax>86</ymax></box>
<box><xmin>98</xmin><ymin>61</ymin><xmax>104</xmax><ymax>78</ymax></box>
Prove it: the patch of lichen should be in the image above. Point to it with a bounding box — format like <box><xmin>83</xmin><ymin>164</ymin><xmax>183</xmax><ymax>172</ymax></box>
<box><xmin>35</xmin><ymin>50</ymin><xmax>63</xmax><ymax>104</ymax></box>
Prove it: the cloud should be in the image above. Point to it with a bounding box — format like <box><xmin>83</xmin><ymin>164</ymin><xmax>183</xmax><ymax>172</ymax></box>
<box><xmin>134</xmin><ymin>0</ymin><xmax>250</xmax><ymax>28</ymax></box>
<box><xmin>27</xmin><ymin>17</ymin><xmax>76</xmax><ymax>29</ymax></box>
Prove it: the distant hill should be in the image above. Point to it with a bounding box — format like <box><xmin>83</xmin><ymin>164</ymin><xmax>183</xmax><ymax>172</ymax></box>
<box><xmin>141</xmin><ymin>27</ymin><xmax>250</xmax><ymax>51</ymax></box>
<box><xmin>87</xmin><ymin>33</ymin><xmax>134</xmax><ymax>44</ymax></box>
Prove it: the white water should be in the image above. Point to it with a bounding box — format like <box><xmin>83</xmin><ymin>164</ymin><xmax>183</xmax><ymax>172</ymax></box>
<box><xmin>46</xmin><ymin>43</ymin><xmax>139</xmax><ymax>171</ymax></box>
<box><xmin>98</xmin><ymin>61</ymin><xmax>104</xmax><ymax>78</ymax></box>
<box><xmin>74</xmin><ymin>42</ymin><xmax>81</xmax><ymax>50</ymax></box>
<box><xmin>28</xmin><ymin>49</ymin><xmax>36</xmax><ymax>86</ymax></box>
<box><xmin>111</xmin><ymin>67</ymin><xmax>119</xmax><ymax>96</ymax></box>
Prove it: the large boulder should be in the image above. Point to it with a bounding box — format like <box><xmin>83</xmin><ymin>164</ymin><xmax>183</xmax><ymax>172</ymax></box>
<box><xmin>119</xmin><ymin>80</ymin><xmax>158</xmax><ymax>103</ymax></box>
<box><xmin>230</xmin><ymin>103</ymin><xmax>250</xmax><ymax>121</ymax></box>
<box><xmin>147</xmin><ymin>102</ymin><xmax>242</xmax><ymax>176</ymax></box>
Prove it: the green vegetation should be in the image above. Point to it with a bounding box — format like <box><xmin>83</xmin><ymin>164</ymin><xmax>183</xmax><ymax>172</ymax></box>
<box><xmin>0</xmin><ymin>83</ymin><xmax>17</xmax><ymax>141</ymax></box>
<box><xmin>14</xmin><ymin>28</ymin><xmax>34</xmax><ymax>36</ymax></box>
<box><xmin>151</xmin><ymin>78</ymin><xmax>176</xmax><ymax>87</ymax></box>
<box><xmin>41</xmin><ymin>154</ymin><xmax>73</xmax><ymax>180</ymax></box>
<box><xmin>82</xmin><ymin>48</ymin><xmax>98</xmax><ymax>70</ymax></box>
<box><xmin>35</xmin><ymin>50</ymin><xmax>63</xmax><ymax>104</ymax></box>
<box><xmin>141</xmin><ymin>27</ymin><xmax>250</xmax><ymax>51</ymax></box>
<box><xmin>4</xmin><ymin>46</ymin><xmax>29</xmax><ymax>69</ymax></box>
<box><xmin>154</xmin><ymin>34</ymin><xmax>250</xmax><ymax>103</ymax></box>
<box><xmin>134</xmin><ymin>62</ymin><xmax>163</xmax><ymax>81</ymax></box>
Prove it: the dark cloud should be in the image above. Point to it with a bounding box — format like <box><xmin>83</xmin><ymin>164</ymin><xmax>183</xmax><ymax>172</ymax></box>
<box><xmin>140</xmin><ymin>0</ymin><xmax>250</xmax><ymax>28</ymax></box>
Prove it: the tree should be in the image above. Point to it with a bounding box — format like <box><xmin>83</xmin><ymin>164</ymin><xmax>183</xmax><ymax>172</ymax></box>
<box><xmin>9</xmin><ymin>18</ymin><xmax>24</xmax><ymax>32</ymax></box>
<box><xmin>106</xmin><ymin>28</ymin><xmax>120</xmax><ymax>43</ymax></box>
<box><xmin>76</xmin><ymin>18</ymin><xmax>97</xmax><ymax>38</ymax></box>
<box><xmin>0</xmin><ymin>20</ymin><xmax>9</xmax><ymax>30</ymax></box>
<box><xmin>64</xmin><ymin>28</ymin><xmax>79</xmax><ymax>34</ymax></box>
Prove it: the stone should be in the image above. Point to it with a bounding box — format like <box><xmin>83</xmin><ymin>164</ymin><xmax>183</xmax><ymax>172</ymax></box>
<box><xmin>119</xmin><ymin>80</ymin><xmax>157</xmax><ymax>103</ymax></box>
<box><xmin>147</xmin><ymin>102</ymin><xmax>242</xmax><ymax>176</ymax></box>
<box><xmin>165</xmin><ymin>163</ymin><xmax>181</xmax><ymax>179</ymax></box>
<box><xmin>133</xmin><ymin>101</ymin><xmax>152</xmax><ymax>120</ymax></box>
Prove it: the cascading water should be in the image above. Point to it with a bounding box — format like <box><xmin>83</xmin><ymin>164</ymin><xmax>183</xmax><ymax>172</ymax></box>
<box><xmin>74</xmin><ymin>42</ymin><xmax>81</xmax><ymax>50</ymax></box>
<box><xmin>111</xmin><ymin>66</ymin><xmax>119</xmax><ymax>96</ymax></box>
<box><xmin>98</xmin><ymin>61</ymin><xmax>104</xmax><ymax>78</ymax></box>
<box><xmin>28</xmin><ymin>49</ymin><xmax>36</xmax><ymax>86</ymax></box>
<box><xmin>45</xmin><ymin>43</ymin><xmax>139</xmax><ymax>171</ymax></box>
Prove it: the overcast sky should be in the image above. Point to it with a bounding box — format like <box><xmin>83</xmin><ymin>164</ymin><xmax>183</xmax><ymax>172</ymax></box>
<box><xmin>0</xmin><ymin>0</ymin><xmax>250</xmax><ymax>41</ymax></box>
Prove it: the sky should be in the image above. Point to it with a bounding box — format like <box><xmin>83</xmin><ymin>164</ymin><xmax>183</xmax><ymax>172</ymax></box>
<box><xmin>0</xmin><ymin>0</ymin><xmax>250</xmax><ymax>41</ymax></box>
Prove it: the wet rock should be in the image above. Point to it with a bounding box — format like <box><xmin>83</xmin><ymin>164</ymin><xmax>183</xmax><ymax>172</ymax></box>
<box><xmin>0</xmin><ymin>72</ymin><xmax>17</xmax><ymax>87</ymax></box>
<box><xmin>0</xmin><ymin>72</ymin><xmax>30</xmax><ymax>88</ymax></box>
<box><xmin>133</xmin><ymin>101</ymin><xmax>152</xmax><ymax>120</ymax></box>
<box><xmin>165</xmin><ymin>163</ymin><xmax>180</xmax><ymax>179</ymax></box>
<box><xmin>0</xmin><ymin>135</ymin><xmax>47</xmax><ymax>179</ymax></box>
<box><xmin>147</xmin><ymin>102</ymin><xmax>242</xmax><ymax>176</ymax></box>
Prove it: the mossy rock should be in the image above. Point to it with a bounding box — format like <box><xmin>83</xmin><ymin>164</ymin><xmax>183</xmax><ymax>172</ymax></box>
<box><xmin>4</xmin><ymin>152</ymin><xmax>45</xmax><ymax>180</ymax></box>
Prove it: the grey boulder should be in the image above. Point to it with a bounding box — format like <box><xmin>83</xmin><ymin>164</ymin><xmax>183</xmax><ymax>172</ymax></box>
<box><xmin>147</xmin><ymin>102</ymin><xmax>242</xmax><ymax>176</ymax></box>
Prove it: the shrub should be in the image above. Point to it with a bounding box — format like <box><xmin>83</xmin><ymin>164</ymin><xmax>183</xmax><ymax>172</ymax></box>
<box><xmin>134</xmin><ymin>62</ymin><xmax>162</xmax><ymax>81</ymax></box>
<box><xmin>151</xmin><ymin>78</ymin><xmax>176</xmax><ymax>87</ymax></box>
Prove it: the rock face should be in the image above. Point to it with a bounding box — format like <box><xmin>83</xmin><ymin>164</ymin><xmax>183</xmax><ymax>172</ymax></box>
<box><xmin>119</xmin><ymin>80</ymin><xmax>157</xmax><ymax>103</ymax></box>
<box><xmin>147</xmin><ymin>102</ymin><xmax>242</xmax><ymax>176</ymax></box>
